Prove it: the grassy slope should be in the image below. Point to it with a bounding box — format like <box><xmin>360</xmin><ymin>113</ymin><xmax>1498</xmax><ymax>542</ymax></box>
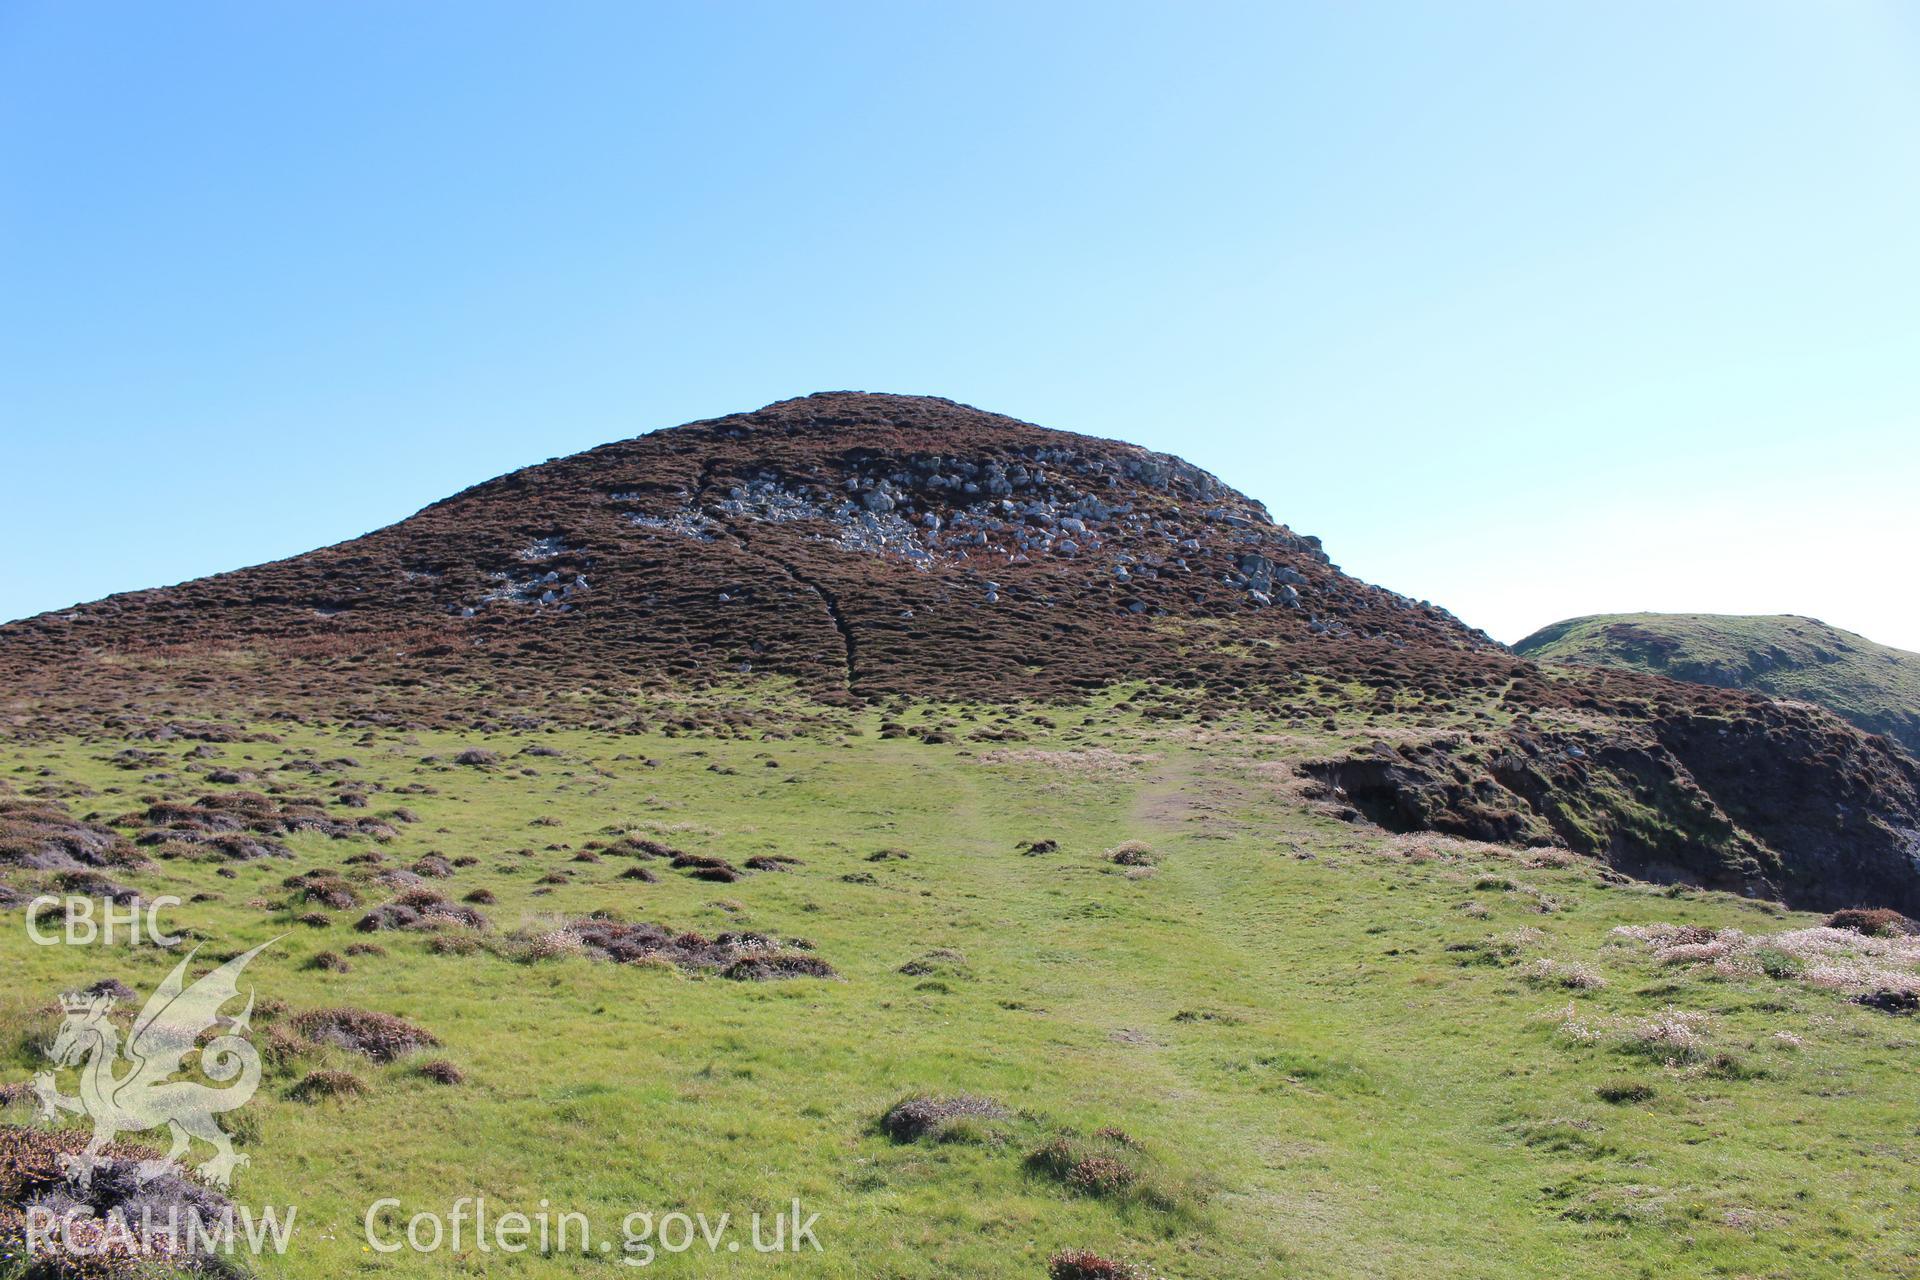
<box><xmin>1515</xmin><ymin>612</ymin><xmax>1920</xmax><ymax>755</ymax></box>
<box><xmin>1</xmin><ymin>699</ymin><xmax>1916</xmax><ymax>1279</ymax></box>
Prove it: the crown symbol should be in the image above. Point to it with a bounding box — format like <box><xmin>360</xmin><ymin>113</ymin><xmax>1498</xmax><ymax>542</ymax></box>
<box><xmin>60</xmin><ymin>992</ymin><xmax>109</xmax><ymax>1013</ymax></box>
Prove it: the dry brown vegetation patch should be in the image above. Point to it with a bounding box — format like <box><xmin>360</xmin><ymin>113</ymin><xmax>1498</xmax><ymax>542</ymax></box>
<box><xmin>509</xmin><ymin>918</ymin><xmax>836</xmax><ymax>980</ymax></box>
<box><xmin>880</xmin><ymin>1094</ymin><xmax>1010</xmax><ymax>1142</ymax></box>
<box><xmin>291</xmin><ymin>1007</ymin><xmax>438</xmax><ymax>1063</ymax></box>
<box><xmin>356</xmin><ymin>888</ymin><xmax>489</xmax><ymax>932</ymax></box>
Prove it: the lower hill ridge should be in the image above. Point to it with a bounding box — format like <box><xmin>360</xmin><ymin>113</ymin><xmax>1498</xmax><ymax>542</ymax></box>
<box><xmin>1517</xmin><ymin>612</ymin><xmax>1920</xmax><ymax>758</ymax></box>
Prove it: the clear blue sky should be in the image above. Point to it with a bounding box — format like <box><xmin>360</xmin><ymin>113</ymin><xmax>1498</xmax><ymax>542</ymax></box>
<box><xmin>3</xmin><ymin>2</ymin><xmax>1917</xmax><ymax>649</ymax></box>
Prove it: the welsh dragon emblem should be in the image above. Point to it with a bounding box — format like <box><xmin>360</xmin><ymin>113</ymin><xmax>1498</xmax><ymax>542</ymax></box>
<box><xmin>30</xmin><ymin>940</ymin><xmax>275</xmax><ymax>1189</ymax></box>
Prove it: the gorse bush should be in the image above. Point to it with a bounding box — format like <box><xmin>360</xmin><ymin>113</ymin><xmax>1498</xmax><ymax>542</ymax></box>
<box><xmin>1595</xmin><ymin>1079</ymin><xmax>1657</xmax><ymax>1104</ymax></box>
<box><xmin>879</xmin><ymin>1094</ymin><xmax>1010</xmax><ymax>1143</ymax></box>
<box><xmin>1522</xmin><ymin>957</ymin><xmax>1606</xmax><ymax>990</ymax></box>
<box><xmin>1025</xmin><ymin>1133</ymin><xmax>1198</xmax><ymax>1217</ymax></box>
<box><xmin>1826</xmin><ymin>908</ymin><xmax>1916</xmax><ymax>938</ymax></box>
<box><xmin>289</xmin><ymin>1069</ymin><xmax>367</xmax><ymax>1102</ymax></box>
<box><xmin>1048</xmin><ymin>1249</ymin><xmax>1145</xmax><ymax>1280</ymax></box>
<box><xmin>1066</xmin><ymin>1154</ymin><xmax>1137</xmax><ymax>1195</ymax></box>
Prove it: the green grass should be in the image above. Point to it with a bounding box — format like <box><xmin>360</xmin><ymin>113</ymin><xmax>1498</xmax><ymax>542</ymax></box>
<box><xmin>2</xmin><ymin>699</ymin><xmax>1917</xmax><ymax>1278</ymax></box>
<box><xmin>1515</xmin><ymin>612</ymin><xmax>1920</xmax><ymax>755</ymax></box>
